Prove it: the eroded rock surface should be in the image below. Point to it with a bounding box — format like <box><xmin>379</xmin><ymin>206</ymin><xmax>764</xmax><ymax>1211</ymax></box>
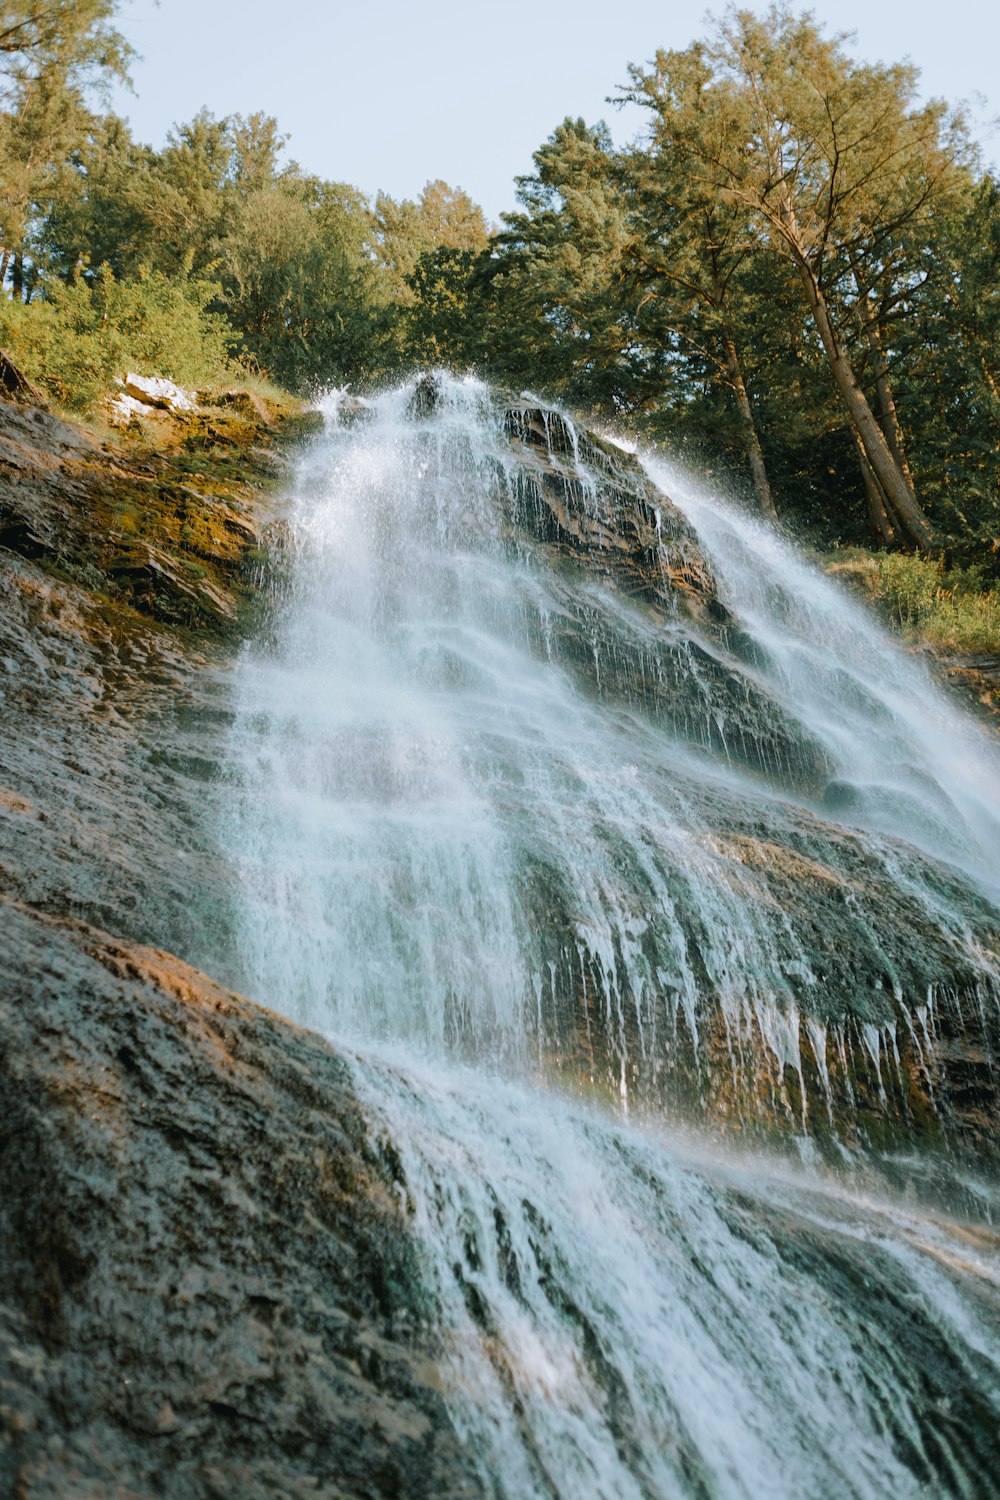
<box><xmin>0</xmin><ymin>392</ymin><xmax>484</xmax><ymax>1497</ymax></box>
<box><xmin>0</xmin><ymin>393</ymin><xmax>313</xmax><ymax>967</ymax></box>
<box><xmin>0</xmin><ymin>898</ymin><xmax>481</xmax><ymax>1500</ymax></box>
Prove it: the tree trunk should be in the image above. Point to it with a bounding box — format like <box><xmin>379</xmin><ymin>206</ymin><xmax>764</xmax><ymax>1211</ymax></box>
<box><xmin>853</xmin><ymin>277</ymin><xmax>916</xmax><ymax>496</ymax></box>
<box><xmin>10</xmin><ymin>253</ymin><xmax>22</xmax><ymax>303</ymax></box>
<box><xmin>720</xmin><ymin>323</ymin><xmax>778</xmax><ymax>522</ymax></box>
<box><xmin>793</xmin><ymin>257</ymin><xmax>932</xmax><ymax>547</ymax></box>
<box><xmin>850</xmin><ymin>429</ymin><xmax>895</xmax><ymax>543</ymax></box>
<box><xmin>0</xmin><ymin>249</ymin><xmax>9</xmax><ymax>287</ymax></box>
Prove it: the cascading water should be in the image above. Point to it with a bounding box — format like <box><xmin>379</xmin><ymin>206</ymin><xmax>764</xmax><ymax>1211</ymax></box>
<box><xmin>643</xmin><ymin>456</ymin><xmax>1000</xmax><ymax>894</ymax></box>
<box><xmin>220</xmin><ymin>375</ymin><xmax>1000</xmax><ymax>1497</ymax></box>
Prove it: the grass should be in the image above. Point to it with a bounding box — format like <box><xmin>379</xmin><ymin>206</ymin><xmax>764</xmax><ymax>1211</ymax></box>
<box><xmin>825</xmin><ymin>549</ymin><xmax>1000</xmax><ymax>655</ymax></box>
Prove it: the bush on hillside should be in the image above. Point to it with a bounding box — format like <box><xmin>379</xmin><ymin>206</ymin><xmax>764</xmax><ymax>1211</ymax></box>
<box><xmin>828</xmin><ymin>549</ymin><xmax>1000</xmax><ymax>654</ymax></box>
<box><xmin>0</xmin><ymin>266</ymin><xmax>237</xmax><ymax>410</ymax></box>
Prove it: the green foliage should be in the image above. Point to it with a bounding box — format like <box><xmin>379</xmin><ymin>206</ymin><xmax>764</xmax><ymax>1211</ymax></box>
<box><xmin>403</xmin><ymin>246</ymin><xmax>487</xmax><ymax>370</ymax></box>
<box><xmin>828</xmin><ymin>551</ymin><xmax>1000</xmax><ymax>653</ymax></box>
<box><xmin>219</xmin><ymin>175</ymin><xmax>381</xmax><ymax>390</ymax></box>
<box><xmin>872</xmin><ymin>554</ymin><xmax>945</xmax><ymax>629</ymax></box>
<box><xmin>0</xmin><ymin>0</ymin><xmax>132</xmax><ymax>289</ymax></box>
<box><xmin>372</xmin><ymin>179</ymin><xmax>490</xmax><ymax>374</ymax></box>
<box><xmin>375</xmin><ymin>179</ymin><xmax>489</xmax><ymax>303</ymax></box>
<box><xmin>0</xmin><ymin>265</ymin><xmax>235</xmax><ymax>408</ymax></box>
<box><xmin>486</xmin><ymin>119</ymin><xmax>644</xmax><ymax>412</ymax></box>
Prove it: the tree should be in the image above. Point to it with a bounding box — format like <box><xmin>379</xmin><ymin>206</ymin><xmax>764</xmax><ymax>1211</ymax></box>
<box><xmin>888</xmin><ymin>173</ymin><xmax>1000</xmax><ymax>560</ymax></box>
<box><xmin>374</xmin><ymin>179</ymin><xmax>488</xmax><ymax>304</ymax></box>
<box><xmin>622</xmin><ymin>50</ymin><xmax>778</xmax><ymax>519</ymax></box>
<box><xmin>403</xmin><ymin>245</ymin><xmax>488</xmax><ymax>369</ymax></box>
<box><xmin>487</xmin><ymin>119</ymin><xmax>644</xmax><ymax>411</ymax></box>
<box><xmin>221</xmin><ymin>174</ymin><xmax>381</xmax><ymax>389</ymax></box>
<box><xmin>0</xmin><ymin>0</ymin><xmax>131</xmax><ymax>290</ymax></box>
<box><xmin>627</xmin><ymin>6</ymin><xmax>970</xmax><ymax>546</ymax></box>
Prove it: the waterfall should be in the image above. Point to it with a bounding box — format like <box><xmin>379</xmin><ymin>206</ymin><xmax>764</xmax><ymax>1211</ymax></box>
<box><xmin>219</xmin><ymin>375</ymin><xmax>1000</xmax><ymax>1497</ymax></box>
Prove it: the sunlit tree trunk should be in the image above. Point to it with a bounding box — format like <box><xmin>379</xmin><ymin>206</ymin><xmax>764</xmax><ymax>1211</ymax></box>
<box><xmin>852</xmin><ymin>272</ymin><xmax>916</xmax><ymax>496</ymax></box>
<box><xmin>850</xmin><ymin>430</ymin><xmax>895</xmax><ymax>543</ymax></box>
<box><xmin>789</xmin><ymin>247</ymin><xmax>932</xmax><ymax>547</ymax></box>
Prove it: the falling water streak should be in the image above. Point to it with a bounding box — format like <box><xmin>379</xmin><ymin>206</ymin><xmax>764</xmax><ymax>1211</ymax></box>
<box><xmin>223</xmin><ymin>375</ymin><xmax>1000</xmax><ymax>1120</ymax></box>
<box><xmin>349</xmin><ymin>1045</ymin><xmax>1000</xmax><ymax>1500</ymax></box>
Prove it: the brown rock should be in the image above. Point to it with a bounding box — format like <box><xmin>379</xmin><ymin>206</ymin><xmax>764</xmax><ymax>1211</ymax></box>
<box><xmin>0</xmin><ymin>898</ymin><xmax>483</xmax><ymax>1500</ymax></box>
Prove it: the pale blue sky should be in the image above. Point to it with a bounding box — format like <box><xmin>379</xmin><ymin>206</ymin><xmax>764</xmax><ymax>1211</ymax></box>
<box><xmin>111</xmin><ymin>1</ymin><xmax>999</xmax><ymax>221</ymax></box>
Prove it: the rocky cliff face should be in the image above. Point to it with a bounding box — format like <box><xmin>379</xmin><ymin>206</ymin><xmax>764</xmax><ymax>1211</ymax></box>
<box><xmin>0</xmin><ymin>395</ymin><xmax>298</xmax><ymax>965</ymax></box>
<box><xmin>1</xmin><ymin>381</ymin><xmax>999</xmax><ymax>1495</ymax></box>
<box><xmin>0</xmin><ymin>898</ymin><xmax>482</xmax><ymax>1500</ymax></box>
<box><xmin>388</xmin><ymin>382</ymin><xmax>1000</xmax><ymax>1163</ymax></box>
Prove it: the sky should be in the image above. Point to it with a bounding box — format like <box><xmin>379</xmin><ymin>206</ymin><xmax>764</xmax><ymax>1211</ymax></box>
<box><xmin>111</xmin><ymin>0</ymin><xmax>999</xmax><ymax>222</ymax></box>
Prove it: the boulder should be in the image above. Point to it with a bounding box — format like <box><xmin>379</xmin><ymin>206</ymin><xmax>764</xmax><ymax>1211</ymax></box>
<box><xmin>122</xmin><ymin>373</ymin><xmax>198</xmax><ymax>416</ymax></box>
<box><xmin>107</xmin><ymin>391</ymin><xmax>158</xmax><ymax>428</ymax></box>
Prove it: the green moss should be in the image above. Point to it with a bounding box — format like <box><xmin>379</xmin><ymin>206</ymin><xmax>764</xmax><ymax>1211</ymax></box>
<box><xmin>17</xmin><ymin>389</ymin><xmax>310</xmax><ymax>652</ymax></box>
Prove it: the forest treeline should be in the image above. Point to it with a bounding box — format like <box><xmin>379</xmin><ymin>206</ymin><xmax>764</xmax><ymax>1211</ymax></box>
<box><xmin>2</xmin><ymin>0</ymin><xmax>1000</xmax><ymax>569</ymax></box>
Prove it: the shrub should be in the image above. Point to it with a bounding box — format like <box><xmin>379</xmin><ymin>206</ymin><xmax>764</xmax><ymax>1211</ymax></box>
<box><xmin>826</xmin><ymin>548</ymin><xmax>1000</xmax><ymax>654</ymax></box>
<box><xmin>873</xmin><ymin>553</ymin><xmax>944</xmax><ymax>629</ymax></box>
<box><xmin>0</xmin><ymin>265</ymin><xmax>237</xmax><ymax>410</ymax></box>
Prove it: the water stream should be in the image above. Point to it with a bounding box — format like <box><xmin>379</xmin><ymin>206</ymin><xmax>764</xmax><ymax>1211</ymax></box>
<box><xmin>219</xmin><ymin>376</ymin><xmax>1000</xmax><ymax>1497</ymax></box>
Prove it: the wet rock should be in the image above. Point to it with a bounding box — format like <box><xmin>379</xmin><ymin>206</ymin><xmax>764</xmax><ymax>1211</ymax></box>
<box><xmin>3</xmin><ymin>367</ymin><xmax>1000</xmax><ymax>1493</ymax></box>
<box><xmin>406</xmin><ymin>372</ymin><xmax>444</xmax><ymax>420</ymax></box>
<box><xmin>936</xmin><ymin>650</ymin><xmax>1000</xmax><ymax>727</ymax></box>
<box><xmin>0</xmin><ymin>397</ymin><xmax>288</xmax><ymax>969</ymax></box>
<box><xmin>0</xmin><ymin>389</ymin><xmax>489</xmax><ymax>1497</ymax></box>
<box><xmin>513</xmin><ymin>756</ymin><xmax>1000</xmax><ymax>1160</ymax></box>
<box><xmin>0</xmin><ymin>396</ymin><xmax>270</xmax><ymax>631</ymax></box>
<box><xmin>107</xmin><ymin>541</ymin><xmax>239</xmax><ymax>624</ymax></box>
<box><xmin>0</xmin><ymin>898</ymin><xmax>483</xmax><ymax>1500</ymax></box>
<box><xmin>498</xmin><ymin>401</ymin><xmax>831</xmax><ymax>791</ymax></box>
<box><xmin>337</xmin><ymin>396</ymin><xmax>374</xmax><ymax>427</ymax></box>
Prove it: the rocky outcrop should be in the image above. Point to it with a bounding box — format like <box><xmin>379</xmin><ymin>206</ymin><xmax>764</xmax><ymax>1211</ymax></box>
<box><xmin>0</xmin><ymin>392</ymin><xmax>312</xmax><ymax>978</ymax></box>
<box><xmin>0</xmin><ymin>396</ymin><xmax>272</xmax><ymax>631</ymax></box>
<box><xmin>2</xmin><ymin>375</ymin><xmax>999</xmax><ymax>1492</ymax></box>
<box><xmin>393</xmin><ymin>379</ymin><xmax>1000</xmax><ymax>1156</ymax></box>
<box><xmin>401</xmin><ymin>379</ymin><xmax>832</xmax><ymax>791</ymax></box>
<box><xmin>934</xmin><ymin>650</ymin><xmax>1000</xmax><ymax>727</ymax></box>
<box><xmin>495</xmin><ymin>398</ymin><xmax>833</xmax><ymax>790</ymax></box>
<box><xmin>123</xmin><ymin>372</ymin><xmax>199</xmax><ymax>415</ymax></box>
<box><xmin>0</xmin><ymin>898</ymin><xmax>481</xmax><ymax>1500</ymax></box>
<box><xmin>0</xmin><ymin>391</ymin><xmax>479</xmax><ymax>1497</ymax></box>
